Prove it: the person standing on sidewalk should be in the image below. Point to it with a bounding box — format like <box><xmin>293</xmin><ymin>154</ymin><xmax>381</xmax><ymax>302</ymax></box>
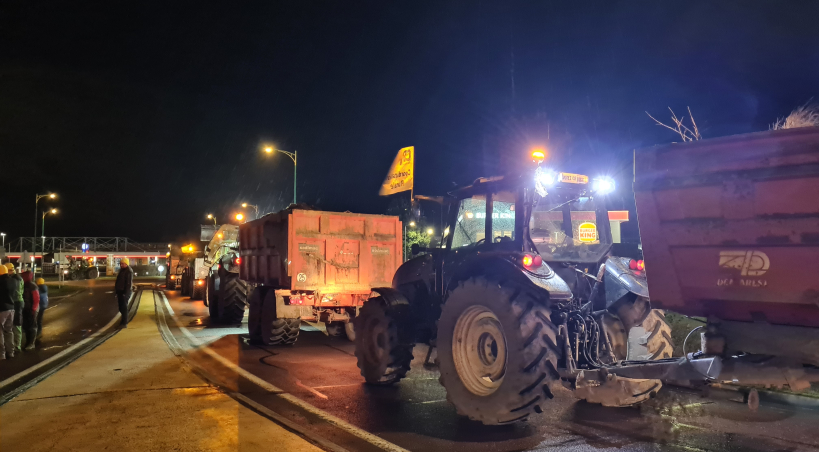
<box><xmin>21</xmin><ymin>271</ymin><xmax>40</xmax><ymax>350</ymax></box>
<box><xmin>0</xmin><ymin>265</ymin><xmax>16</xmax><ymax>359</ymax></box>
<box><xmin>35</xmin><ymin>277</ymin><xmax>48</xmax><ymax>345</ymax></box>
<box><xmin>115</xmin><ymin>258</ymin><xmax>134</xmax><ymax>327</ymax></box>
<box><xmin>6</xmin><ymin>263</ymin><xmax>24</xmax><ymax>353</ymax></box>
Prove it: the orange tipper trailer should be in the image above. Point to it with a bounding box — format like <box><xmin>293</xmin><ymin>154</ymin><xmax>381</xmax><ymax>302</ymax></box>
<box><xmin>625</xmin><ymin>128</ymin><xmax>819</xmax><ymax>390</ymax></box>
<box><xmin>239</xmin><ymin>208</ymin><xmax>402</xmax><ymax>344</ymax></box>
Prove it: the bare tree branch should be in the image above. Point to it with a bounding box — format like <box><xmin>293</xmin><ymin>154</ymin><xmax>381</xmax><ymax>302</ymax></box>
<box><xmin>647</xmin><ymin>107</ymin><xmax>702</xmax><ymax>142</ymax></box>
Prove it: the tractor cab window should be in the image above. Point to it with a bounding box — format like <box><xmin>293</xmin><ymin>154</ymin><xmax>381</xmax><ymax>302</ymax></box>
<box><xmin>451</xmin><ymin>192</ymin><xmax>516</xmax><ymax>248</ymax></box>
<box><xmin>529</xmin><ymin>193</ymin><xmax>611</xmax><ymax>263</ymax></box>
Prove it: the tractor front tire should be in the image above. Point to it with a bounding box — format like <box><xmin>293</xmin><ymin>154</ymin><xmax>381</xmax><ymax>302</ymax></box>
<box><xmin>354</xmin><ymin>295</ymin><xmax>414</xmax><ymax>385</ymax></box>
<box><xmin>218</xmin><ymin>276</ymin><xmax>249</xmax><ymax>325</ymax></box>
<box><xmin>86</xmin><ymin>267</ymin><xmax>99</xmax><ymax>279</ymax></box>
<box><xmin>436</xmin><ymin>277</ymin><xmax>560</xmax><ymax>425</ymax></box>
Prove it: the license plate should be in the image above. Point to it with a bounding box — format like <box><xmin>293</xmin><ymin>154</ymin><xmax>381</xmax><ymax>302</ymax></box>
<box><xmin>559</xmin><ymin>172</ymin><xmax>589</xmax><ymax>184</ymax></box>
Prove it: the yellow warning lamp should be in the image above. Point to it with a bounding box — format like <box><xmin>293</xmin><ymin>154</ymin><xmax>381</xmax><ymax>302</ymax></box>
<box><xmin>531</xmin><ymin>148</ymin><xmax>546</xmax><ymax>164</ymax></box>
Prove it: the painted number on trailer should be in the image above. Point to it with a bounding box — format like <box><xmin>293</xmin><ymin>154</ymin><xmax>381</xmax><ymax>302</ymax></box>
<box><xmin>297</xmin><ymin>273</ymin><xmax>307</xmax><ymax>282</ymax></box>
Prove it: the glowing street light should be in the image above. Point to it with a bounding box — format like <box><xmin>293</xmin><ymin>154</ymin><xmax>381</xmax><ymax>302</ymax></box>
<box><xmin>409</xmin><ymin>221</ymin><xmax>416</xmax><ymax>227</ymax></box>
<box><xmin>1</xmin><ymin>233</ymin><xmax>5</xmax><ymax>249</ymax></box>
<box><xmin>34</xmin><ymin>193</ymin><xmax>57</xmax><ymax>251</ymax></box>
<box><xmin>235</xmin><ymin>213</ymin><xmax>244</xmax><ymax>222</ymax></box>
<box><xmin>263</xmin><ymin>146</ymin><xmax>298</xmax><ymax>205</ymax></box>
<box><xmin>531</xmin><ymin>148</ymin><xmax>546</xmax><ymax>164</ymax></box>
<box><xmin>426</xmin><ymin>228</ymin><xmax>434</xmax><ymax>236</ymax></box>
<box><xmin>207</xmin><ymin>213</ymin><xmax>217</xmax><ymax>225</ymax></box>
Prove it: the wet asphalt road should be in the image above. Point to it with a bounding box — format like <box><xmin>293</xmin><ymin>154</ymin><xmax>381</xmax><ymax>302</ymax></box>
<box><xmin>162</xmin><ymin>289</ymin><xmax>819</xmax><ymax>452</ymax></box>
<box><xmin>0</xmin><ymin>279</ymin><xmax>121</xmax><ymax>383</ymax></box>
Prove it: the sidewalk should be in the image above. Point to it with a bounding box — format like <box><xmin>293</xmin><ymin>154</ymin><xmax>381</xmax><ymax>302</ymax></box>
<box><xmin>0</xmin><ymin>291</ymin><xmax>321</xmax><ymax>452</ymax></box>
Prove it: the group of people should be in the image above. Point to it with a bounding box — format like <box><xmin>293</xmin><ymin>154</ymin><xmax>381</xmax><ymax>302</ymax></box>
<box><xmin>0</xmin><ymin>263</ymin><xmax>48</xmax><ymax>359</ymax></box>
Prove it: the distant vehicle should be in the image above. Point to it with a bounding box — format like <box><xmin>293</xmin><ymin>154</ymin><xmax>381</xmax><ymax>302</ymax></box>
<box><xmin>239</xmin><ymin>208</ymin><xmax>403</xmax><ymax>345</ymax></box>
<box><xmin>64</xmin><ymin>257</ymin><xmax>99</xmax><ymax>280</ymax></box>
<box><xmin>165</xmin><ymin>254</ymin><xmax>183</xmax><ymax>290</ymax></box>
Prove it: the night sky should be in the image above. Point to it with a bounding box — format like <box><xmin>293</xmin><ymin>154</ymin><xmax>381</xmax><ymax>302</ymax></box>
<box><xmin>2</xmin><ymin>1</ymin><xmax>818</xmax><ymax>245</ymax></box>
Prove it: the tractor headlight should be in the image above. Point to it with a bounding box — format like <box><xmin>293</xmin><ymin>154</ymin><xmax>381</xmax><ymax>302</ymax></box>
<box><xmin>593</xmin><ymin>177</ymin><xmax>615</xmax><ymax>194</ymax></box>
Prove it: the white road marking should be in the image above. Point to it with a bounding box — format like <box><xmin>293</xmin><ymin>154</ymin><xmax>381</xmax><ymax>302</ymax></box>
<box><xmin>157</xmin><ymin>290</ymin><xmax>409</xmax><ymax>452</ymax></box>
<box><xmin>0</xmin><ymin>292</ymin><xmax>135</xmax><ymax>390</ymax></box>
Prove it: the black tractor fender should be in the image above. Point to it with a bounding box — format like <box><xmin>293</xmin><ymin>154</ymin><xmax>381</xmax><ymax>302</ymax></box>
<box><xmin>443</xmin><ymin>254</ymin><xmax>572</xmax><ymax>304</ymax></box>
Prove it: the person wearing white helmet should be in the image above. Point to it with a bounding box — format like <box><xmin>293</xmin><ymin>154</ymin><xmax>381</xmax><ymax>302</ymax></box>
<box><xmin>114</xmin><ymin>258</ymin><xmax>134</xmax><ymax>327</ymax></box>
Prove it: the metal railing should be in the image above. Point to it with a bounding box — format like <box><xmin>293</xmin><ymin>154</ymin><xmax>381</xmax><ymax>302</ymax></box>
<box><xmin>6</xmin><ymin>237</ymin><xmax>168</xmax><ymax>253</ymax></box>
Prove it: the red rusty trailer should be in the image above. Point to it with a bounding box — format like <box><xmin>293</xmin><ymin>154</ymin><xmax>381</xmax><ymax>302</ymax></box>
<box><xmin>239</xmin><ymin>208</ymin><xmax>402</xmax><ymax>344</ymax></box>
<box><xmin>616</xmin><ymin>127</ymin><xmax>819</xmax><ymax>391</ymax></box>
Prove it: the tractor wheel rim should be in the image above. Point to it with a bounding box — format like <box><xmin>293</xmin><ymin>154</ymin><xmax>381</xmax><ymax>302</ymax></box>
<box><xmin>452</xmin><ymin>305</ymin><xmax>507</xmax><ymax>396</ymax></box>
<box><xmin>364</xmin><ymin>316</ymin><xmax>389</xmax><ymax>364</ymax></box>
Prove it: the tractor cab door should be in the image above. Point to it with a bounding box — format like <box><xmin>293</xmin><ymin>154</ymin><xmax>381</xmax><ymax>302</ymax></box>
<box><xmin>441</xmin><ymin>189</ymin><xmax>523</xmax><ymax>291</ymax></box>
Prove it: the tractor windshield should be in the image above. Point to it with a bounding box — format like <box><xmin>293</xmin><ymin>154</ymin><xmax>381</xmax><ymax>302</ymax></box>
<box><xmin>529</xmin><ymin>192</ymin><xmax>611</xmax><ymax>263</ymax></box>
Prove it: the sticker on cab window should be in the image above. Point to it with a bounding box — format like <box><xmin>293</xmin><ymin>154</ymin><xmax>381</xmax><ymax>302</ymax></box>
<box><xmin>578</xmin><ymin>222</ymin><xmax>597</xmax><ymax>243</ymax></box>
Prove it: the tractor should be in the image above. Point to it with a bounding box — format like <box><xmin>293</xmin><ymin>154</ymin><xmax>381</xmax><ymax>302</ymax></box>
<box><xmin>353</xmin><ymin>165</ymin><xmax>672</xmax><ymax>425</ymax></box>
<box><xmin>202</xmin><ymin>225</ymin><xmax>250</xmax><ymax>325</ymax></box>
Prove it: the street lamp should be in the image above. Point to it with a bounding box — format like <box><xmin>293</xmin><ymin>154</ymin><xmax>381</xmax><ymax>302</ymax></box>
<box><xmin>207</xmin><ymin>214</ymin><xmax>217</xmax><ymax>225</ymax></box>
<box><xmin>40</xmin><ymin>208</ymin><xmax>57</xmax><ymax>274</ymax></box>
<box><xmin>0</xmin><ymin>233</ymin><xmax>5</xmax><ymax>249</ymax></box>
<box><xmin>34</xmin><ymin>193</ymin><xmax>56</xmax><ymax>252</ymax></box>
<box><xmin>409</xmin><ymin>221</ymin><xmax>416</xmax><ymax>227</ymax></box>
<box><xmin>426</xmin><ymin>228</ymin><xmax>434</xmax><ymax>236</ymax></box>
<box><xmin>241</xmin><ymin>203</ymin><xmax>259</xmax><ymax>219</ymax></box>
<box><xmin>263</xmin><ymin>146</ymin><xmax>298</xmax><ymax>205</ymax></box>
<box><xmin>234</xmin><ymin>213</ymin><xmax>245</xmax><ymax>222</ymax></box>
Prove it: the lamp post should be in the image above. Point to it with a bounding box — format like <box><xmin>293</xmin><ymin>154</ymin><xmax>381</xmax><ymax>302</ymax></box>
<box><xmin>207</xmin><ymin>214</ymin><xmax>217</xmax><ymax>225</ymax></box>
<box><xmin>263</xmin><ymin>146</ymin><xmax>297</xmax><ymax>205</ymax></box>
<box><xmin>234</xmin><ymin>213</ymin><xmax>245</xmax><ymax>223</ymax></box>
<box><xmin>34</xmin><ymin>193</ymin><xmax>56</xmax><ymax>252</ymax></box>
<box><xmin>241</xmin><ymin>203</ymin><xmax>259</xmax><ymax>219</ymax></box>
<box><xmin>40</xmin><ymin>208</ymin><xmax>57</xmax><ymax>275</ymax></box>
<box><xmin>0</xmin><ymin>233</ymin><xmax>5</xmax><ymax>249</ymax></box>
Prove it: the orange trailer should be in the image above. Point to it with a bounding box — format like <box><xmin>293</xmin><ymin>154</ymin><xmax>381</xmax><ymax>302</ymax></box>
<box><xmin>239</xmin><ymin>208</ymin><xmax>402</xmax><ymax>344</ymax></box>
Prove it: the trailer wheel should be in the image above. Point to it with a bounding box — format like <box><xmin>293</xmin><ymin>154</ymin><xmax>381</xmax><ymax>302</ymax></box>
<box><xmin>260</xmin><ymin>291</ymin><xmax>300</xmax><ymax>345</ymax></box>
<box><xmin>436</xmin><ymin>277</ymin><xmax>560</xmax><ymax>425</ymax></box>
<box><xmin>344</xmin><ymin>322</ymin><xmax>355</xmax><ymax>342</ymax></box>
<box><xmin>192</xmin><ymin>280</ymin><xmax>205</xmax><ymax>300</ymax></box>
<box><xmin>325</xmin><ymin>322</ymin><xmax>346</xmax><ymax>338</ymax></box>
<box><xmin>248</xmin><ymin>288</ymin><xmax>264</xmax><ymax>344</ymax></box>
<box><xmin>354</xmin><ymin>295</ymin><xmax>414</xmax><ymax>385</ymax></box>
<box><xmin>218</xmin><ymin>276</ymin><xmax>249</xmax><ymax>325</ymax></box>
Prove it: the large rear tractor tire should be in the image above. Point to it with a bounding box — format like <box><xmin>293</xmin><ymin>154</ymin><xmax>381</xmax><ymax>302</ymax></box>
<box><xmin>218</xmin><ymin>276</ymin><xmax>249</xmax><ymax>325</ymax></box>
<box><xmin>354</xmin><ymin>293</ymin><xmax>414</xmax><ymax>385</ymax></box>
<box><xmin>436</xmin><ymin>277</ymin><xmax>560</xmax><ymax>425</ymax></box>
<box><xmin>86</xmin><ymin>267</ymin><xmax>99</xmax><ymax>279</ymax></box>
<box><xmin>260</xmin><ymin>291</ymin><xmax>300</xmax><ymax>345</ymax></box>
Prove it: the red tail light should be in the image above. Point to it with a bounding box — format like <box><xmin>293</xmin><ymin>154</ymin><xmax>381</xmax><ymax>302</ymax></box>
<box><xmin>629</xmin><ymin>259</ymin><xmax>645</xmax><ymax>271</ymax></box>
<box><xmin>522</xmin><ymin>254</ymin><xmax>543</xmax><ymax>268</ymax></box>
<box><xmin>234</xmin><ymin>257</ymin><xmax>241</xmax><ymax>265</ymax></box>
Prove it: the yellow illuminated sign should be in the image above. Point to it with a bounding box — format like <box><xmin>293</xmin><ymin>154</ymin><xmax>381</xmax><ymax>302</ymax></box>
<box><xmin>379</xmin><ymin>146</ymin><xmax>414</xmax><ymax>196</ymax></box>
<box><xmin>559</xmin><ymin>172</ymin><xmax>589</xmax><ymax>184</ymax></box>
<box><xmin>578</xmin><ymin>222</ymin><xmax>597</xmax><ymax>243</ymax></box>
